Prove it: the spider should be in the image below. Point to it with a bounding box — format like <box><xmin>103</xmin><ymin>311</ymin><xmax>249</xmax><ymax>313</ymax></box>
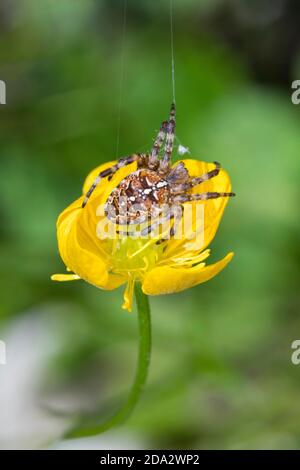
<box><xmin>82</xmin><ymin>103</ymin><xmax>235</xmax><ymax>239</ymax></box>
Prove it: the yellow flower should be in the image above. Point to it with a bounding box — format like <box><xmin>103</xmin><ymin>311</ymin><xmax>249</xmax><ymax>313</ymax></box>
<box><xmin>52</xmin><ymin>159</ymin><xmax>234</xmax><ymax>311</ymax></box>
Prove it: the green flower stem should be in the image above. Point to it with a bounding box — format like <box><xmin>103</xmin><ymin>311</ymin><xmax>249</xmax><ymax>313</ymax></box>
<box><xmin>65</xmin><ymin>283</ymin><xmax>151</xmax><ymax>439</ymax></box>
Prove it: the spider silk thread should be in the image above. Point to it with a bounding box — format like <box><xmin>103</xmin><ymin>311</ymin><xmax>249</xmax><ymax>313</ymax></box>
<box><xmin>115</xmin><ymin>0</ymin><xmax>128</xmax><ymax>159</ymax></box>
<box><xmin>170</xmin><ymin>0</ymin><xmax>176</xmax><ymax>104</ymax></box>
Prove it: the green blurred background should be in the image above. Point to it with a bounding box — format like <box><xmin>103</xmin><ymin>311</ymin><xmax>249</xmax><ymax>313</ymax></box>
<box><xmin>1</xmin><ymin>0</ymin><xmax>300</xmax><ymax>450</ymax></box>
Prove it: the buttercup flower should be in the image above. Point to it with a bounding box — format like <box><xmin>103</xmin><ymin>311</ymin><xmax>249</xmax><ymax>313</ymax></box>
<box><xmin>52</xmin><ymin>158</ymin><xmax>234</xmax><ymax>311</ymax></box>
<box><xmin>52</xmin><ymin>103</ymin><xmax>235</xmax><ymax>438</ymax></box>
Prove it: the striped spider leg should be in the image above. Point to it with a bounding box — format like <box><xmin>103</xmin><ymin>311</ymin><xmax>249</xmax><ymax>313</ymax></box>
<box><xmin>155</xmin><ymin>203</ymin><xmax>184</xmax><ymax>244</ymax></box>
<box><xmin>148</xmin><ymin>120</ymin><xmax>168</xmax><ymax>169</ymax></box>
<box><xmin>116</xmin><ymin>205</ymin><xmax>176</xmax><ymax>238</ymax></box>
<box><xmin>175</xmin><ymin>191</ymin><xmax>235</xmax><ymax>202</ymax></box>
<box><xmin>140</xmin><ymin>204</ymin><xmax>180</xmax><ymax>237</ymax></box>
<box><xmin>174</xmin><ymin>161</ymin><xmax>235</xmax><ymax>202</ymax></box>
<box><xmin>159</xmin><ymin>102</ymin><xmax>176</xmax><ymax>175</ymax></box>
<box><xmin>149</xmin><ymin>102</ymin><xmax>176</xmax><ymax>172</ymax></box>
<box><xmin>82</xmin><ymin>153</ymin><xmax>145</xmax><ymax>208</ymax></box>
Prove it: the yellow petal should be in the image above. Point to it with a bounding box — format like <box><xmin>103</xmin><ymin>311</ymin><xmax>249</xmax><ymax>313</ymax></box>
<box><xmin>56</xmin><ymin>200</ymin><xmax>125</xmax><ymax>291</ymax></box>
<box><xmin>164</xmin><ymin>159</ymin><xmax>232</xmax><ymax>258</ymax></box>
<box><xmin>57</xmin><ymin>196</ymin><xmax>84</xmax><ymax>227</ymax></box>
<box><xmin>142</xmin><ymin>252</ymin><xmax>234</xmax><ymax>295</ymax></box>
<box><xmin>51</xmin><ymin>273</ymin><xmax>80</xmax><ymax>281</ymax></box>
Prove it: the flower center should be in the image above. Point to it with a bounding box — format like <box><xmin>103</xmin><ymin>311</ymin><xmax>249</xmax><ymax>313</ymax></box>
<box><xmin>109</xmin><ymin>237</ymin><xmax>164</xmax><ymax>279</ymax></box>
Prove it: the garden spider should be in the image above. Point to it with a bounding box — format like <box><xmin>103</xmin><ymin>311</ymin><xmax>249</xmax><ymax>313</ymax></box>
<box><xmin>82</xmin><ymin>103</ymin><xmax>235</xmax><ymax>238</ymax></box>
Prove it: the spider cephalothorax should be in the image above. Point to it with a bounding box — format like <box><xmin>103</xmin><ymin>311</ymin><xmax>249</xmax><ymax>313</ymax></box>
<box><xmin>82</xmin><ymin>103</ymin><xmax>235</xmax><ymax>238</ymax></box>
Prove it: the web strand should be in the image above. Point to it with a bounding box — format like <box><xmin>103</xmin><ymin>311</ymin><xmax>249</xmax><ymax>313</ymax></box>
<box><xmin>115</xmin><ymin>0</ymin><xmax>128</xmax><ymax>158</ymax></box>
<box><xmin>170</xmin><ymin>0</ymin><xmax>176</xmax><ymax>104</ymax></box>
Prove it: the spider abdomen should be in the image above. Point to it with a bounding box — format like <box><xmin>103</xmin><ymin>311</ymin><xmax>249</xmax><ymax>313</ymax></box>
<box><xmin>105</xmin><ymin>169</ymin><xmax>170</xmax><ymax>225</ymax></box>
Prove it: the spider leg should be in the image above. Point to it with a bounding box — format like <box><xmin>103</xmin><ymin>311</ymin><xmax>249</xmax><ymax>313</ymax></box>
<box><xmin>159</xmin><ymin>102</ymin><xmax>176</xmax><ymax>174</ymax></box>
<box><xmin>169</xmin><ymin>205</ymin><xmax>183</xmax><ymax>238</ymax></box>
<box><xmin>116</xmin><ymin>212</ymin><xmax>173</xmax><ymax>238</ymax></box>
<box><xmin>149</xmin><ymin>121</ymin><xmax>168</xmax><ymax>169</ymax></box>
<box><xmin>82</xmin><ymin>154</ymin><xmax>142</xmax><ymax>208</ymax></box>
<box><xmin>140</xmin><ymin>209</ymin><xmax>174</xmax><ymax>237</ymax></box>
<box><xmin>156</xmin><ymin>204</ymin><xmax>183</xmax><ymax>243</ymax></box>
<box><xmin>189</xmin><ymin>162</ymin><xmax>221</xmax><ymax>187</ymax></box>
<box><xmin>116</xmin><ymin>229</ymin><xmax>136</xmax><ymax>237</ymax></box>
<box><xmin>167</xmin><ymin>161</ymin><xmax>189</xmax><ymax>184</ymax></box>
<box><xmin>174</xmin><ymin>191</ymin><xmax>235</xmax><ymax>203</ymax></box>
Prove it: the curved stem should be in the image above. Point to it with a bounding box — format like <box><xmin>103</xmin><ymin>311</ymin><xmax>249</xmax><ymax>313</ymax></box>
<box><xmin>65</xmin><ymin>283</ymin><xmax>151</xmax><ymax>439</ymax></box>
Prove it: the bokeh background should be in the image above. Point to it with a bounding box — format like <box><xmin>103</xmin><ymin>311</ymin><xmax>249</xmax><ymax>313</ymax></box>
<box><xmin>1</xmin><ymin>0</ymin><xmax>300</xmax><ymax>450</ymax></box>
